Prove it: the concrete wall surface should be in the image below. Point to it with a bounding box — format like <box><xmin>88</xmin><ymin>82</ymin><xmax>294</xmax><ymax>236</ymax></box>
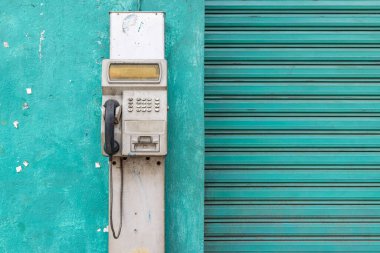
<box><xmin>0</xmin><ymin>0</ymin><xmax>204</xmax><ymax>252</ymax></box>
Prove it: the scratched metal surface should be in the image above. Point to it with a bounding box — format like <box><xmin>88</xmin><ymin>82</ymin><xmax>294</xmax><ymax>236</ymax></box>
<box><xmin>205</xmin><ymin>1</ymin><xmax>380</xmax><ymax>252</ymax></box>
<box><xmin>0</xmin><ymin>0</ymin><xmax>204</xmax><ymax>252</ymax></box>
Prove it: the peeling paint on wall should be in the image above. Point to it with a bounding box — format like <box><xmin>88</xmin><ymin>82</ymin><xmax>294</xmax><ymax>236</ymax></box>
<box><xmin>15</xmin><ymin>166</ymin><xmax>22</xmax><ymax>173</ymax></box>
<box><xmin>12</xmin><ymin>120</ymin><xmax>19</xmax><ymax>129</ymax></box>
<box><xmin>38</xmin><ymin>30</ymin><xmax>45</xmax><ymax>60</ymax></box>
<box><xmin>0</xmin><ymin>0</ymin><xmax>204</xmax><ymax>252</ymax></box>
<box><xmin>0</xmin><ymin>1</ymin><xmax>116</xmax><ymax>251</ymax></box>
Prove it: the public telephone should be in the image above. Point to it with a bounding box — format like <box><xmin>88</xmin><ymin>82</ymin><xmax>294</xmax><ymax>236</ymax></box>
<box><xmin>101</xmin><ymin>60</ymin><xmax>167</xmax><ymax>158</ymax></box>
<box><xmin>101</xmin><ymin>59</ymin><xmax>167</xmax><ymax>239</ymax></box>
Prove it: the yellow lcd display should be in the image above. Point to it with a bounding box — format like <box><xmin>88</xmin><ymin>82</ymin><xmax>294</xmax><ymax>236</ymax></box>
<box><xmin>109</xmin><ymin>63</ymin><xmax>160</xmax><ymax>81</ymax></box>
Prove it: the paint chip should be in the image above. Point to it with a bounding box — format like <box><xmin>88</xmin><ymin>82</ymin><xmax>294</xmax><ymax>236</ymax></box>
<box><xmin>40</xmin><ymin>12</ymin><xmax>43</xmax><ymax>16</ymax></box>
<box><xmin>26</xmin><ymin>88</ymin><xmax>32</xmax><ymax>94</ymax></box>
<box><xmin>16</xmin><ymin>166</ymin><xmax>22</xmax><ymax>173</ymax></box>
<box><xmin>95</xmin><ymin>162</ymin><xmax>101</xmax><ymax>168</ymax></box>
<box><xmin>23</xmin><ymin>161</ymin><xmax>29</xmax><ymax>167</ymax></box>
<box><xmin>22</xmin><ymin>103</ymin><xmax>29</xmax><ymax>110</ymax></box>
<box><xmin>39</xmin><ymin>30</ymin><xmax>45</xmax><ymax>60</ymax></box>
<box><xmin>13</xmin><ymin>121</ymin><xmax>19</xmax><ymax>129</ymax></box>
<box><xmin>103</xmin><ymin>226</ymin><xmax>108</xmax><ymax>233</ymax></box>
<box><xmin>97</xmin><ymin>228</ymin><xmax>101</xmax><ymax>232</ymax></box>
<box><xmin>3</xmin><ymin>42</ymin><xmax>9</xmax><ymax>48</ymax></box>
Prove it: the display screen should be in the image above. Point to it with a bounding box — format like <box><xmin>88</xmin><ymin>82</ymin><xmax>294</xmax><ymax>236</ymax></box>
<box><xmin>109</xmin><ymin>63</ymin><xmax>160</xmax><ymax>81</ymax></box>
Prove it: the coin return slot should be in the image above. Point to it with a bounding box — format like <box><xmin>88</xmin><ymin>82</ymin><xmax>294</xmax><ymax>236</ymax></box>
<box><xmin>131</xmin><ymin>135</ymin><xmax>160</xmax><ymax>152</ymax></box>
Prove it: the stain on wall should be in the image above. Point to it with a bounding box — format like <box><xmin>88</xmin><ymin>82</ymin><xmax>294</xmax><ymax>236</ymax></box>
<box><xmin>0</xmin><ymin>0</ymin><xmax>204</xmax><ymax>252</ymax></box>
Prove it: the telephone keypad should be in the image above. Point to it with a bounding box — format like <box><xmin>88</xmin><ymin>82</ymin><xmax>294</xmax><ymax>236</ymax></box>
<box><xmin>128</xmin><ymin>97</ymin><xmax>161</xmax><ymax>113</ymax></box>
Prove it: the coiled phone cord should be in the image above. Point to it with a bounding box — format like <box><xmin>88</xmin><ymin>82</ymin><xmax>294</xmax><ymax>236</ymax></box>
<box><xmin>109</xmin><ymin>157</ymin><xmax>123</xmax><ymax>239</ymax></box>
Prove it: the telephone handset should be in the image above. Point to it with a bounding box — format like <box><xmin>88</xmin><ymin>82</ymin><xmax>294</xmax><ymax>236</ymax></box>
<box><xmin>103</xmin><ymin>99</ymin><xmax>120</xmax><ymax>157</ymax></box>
<box><xmin>103</xmin><ymin>99</ymin><xmax>123</xmax><ymax>239</ymax></box>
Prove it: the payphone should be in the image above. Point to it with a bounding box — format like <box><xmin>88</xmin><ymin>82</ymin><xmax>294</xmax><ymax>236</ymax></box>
<box><xmin>101</xmin><ymin>59</ymin><xmax>167</xmax><ymax>238</ymax></box>
<box><xmin>101</xmin><ymin>12</ymin><xmax>166</xmax><ymax>252</ymax></box>
<box><xmin>101</xmin><ymin>60</ymin><xmax>167</xmax><ymax>157</ymax></box>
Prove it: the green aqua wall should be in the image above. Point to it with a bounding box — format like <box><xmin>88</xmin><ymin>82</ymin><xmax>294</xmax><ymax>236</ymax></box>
<box><xmin>0</xmin><ymin>1</ymin><xmax>204</xmax><ymax>252</ymax></box>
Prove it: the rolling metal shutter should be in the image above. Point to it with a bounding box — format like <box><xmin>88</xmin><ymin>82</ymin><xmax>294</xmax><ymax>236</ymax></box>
<box><xmin>204</xmin><ymin>1</ymin><xmax>380</xmax><ymax>252</ymax></box>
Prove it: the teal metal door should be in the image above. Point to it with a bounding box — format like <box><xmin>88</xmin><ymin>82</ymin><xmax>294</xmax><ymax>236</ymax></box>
<box><xmin>205</xmin><ymin>1</ymin><xmax>380</xmax><ymax>252</ymax></box>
